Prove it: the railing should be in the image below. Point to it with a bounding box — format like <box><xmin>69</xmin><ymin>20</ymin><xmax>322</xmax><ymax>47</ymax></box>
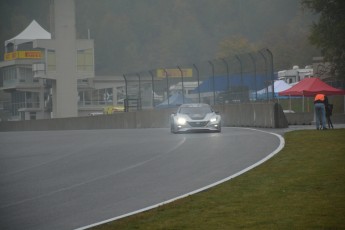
<box><xmin>78</xmin><ymin>100</ymin><xmax>114</xmax><ymax>107</ymax></box>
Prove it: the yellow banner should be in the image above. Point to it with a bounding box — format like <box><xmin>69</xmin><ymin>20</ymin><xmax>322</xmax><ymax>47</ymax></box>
<box><xmin>156</xmin><ymin>68</ymin><xmax>192</xmax><ymax>78</ymax></box>
<box><xmin>4</xmin><ymin>51</ymin><xmax>43</xmax><ymax>61</ymax></box>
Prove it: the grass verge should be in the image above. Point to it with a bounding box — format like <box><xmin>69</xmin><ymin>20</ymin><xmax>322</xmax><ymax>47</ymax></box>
<box><xmin>92</xmin><ymin>129</ymin><xmax>345</xmax><ymax>230</ymax></box>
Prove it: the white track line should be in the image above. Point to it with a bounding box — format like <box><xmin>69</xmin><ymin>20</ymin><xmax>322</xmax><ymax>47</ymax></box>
<box><xmin>75</xmin><ymin>128</ymin><xmax>285</xmax><ymax>230</ymax></box>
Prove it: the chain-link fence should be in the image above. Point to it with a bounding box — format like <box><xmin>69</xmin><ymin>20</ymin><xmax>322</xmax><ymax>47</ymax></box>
<box><xmin>122</xmin><ymin>49</ymin><xmax>275</xmax><ymax>111</ymax></box>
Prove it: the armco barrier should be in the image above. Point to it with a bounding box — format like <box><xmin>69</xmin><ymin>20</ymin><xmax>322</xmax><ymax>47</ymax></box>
<box><xmin>0</xmin><ymin>102</ymin><xmax>288</xmax><ymax>132</ymax></box>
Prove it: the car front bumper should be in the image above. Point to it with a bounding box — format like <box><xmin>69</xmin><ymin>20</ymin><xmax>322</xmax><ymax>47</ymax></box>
<box><xmin>174</xmin><ymin>121</ymin><xmax>221</xmax><ymax>132</ymax></box>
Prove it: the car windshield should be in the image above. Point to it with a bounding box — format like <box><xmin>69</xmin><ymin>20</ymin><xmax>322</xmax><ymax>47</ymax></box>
<box><xmin>179</xmin><ymin>106</ymin><xmax>212</xmax><ymax>114</ymax></box>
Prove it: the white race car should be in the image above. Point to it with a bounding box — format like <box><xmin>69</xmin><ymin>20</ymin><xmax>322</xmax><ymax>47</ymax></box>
<box><xmin>170</xmin><ymin>103</ymin><xmax>221</xmax><ymax>133</ymax></box>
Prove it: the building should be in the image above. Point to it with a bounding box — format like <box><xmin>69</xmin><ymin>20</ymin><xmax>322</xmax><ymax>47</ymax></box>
<box><xmin>0</xmin><ymin>20</ymin><xmax>54</xmax><ymax>120</ymax></box>
<box><xmin>0</xmin><ymin>18</ymin><xmax>156</xmax><ymax>120</ymax></box>
<box><xmin>0</xmin><ymin>0</ymin><xmax>95</xmax><ymax>120</ymax></box>
<box><xmin>278</xmin><ymin>59</ymin><xmax>344</xmax><ymax>89</ymax></box>
<box><xmin>0</xmin><ymin>19</ymin><xmax>130</xmax><ymax>120</ymax></box>
<box><xmin>77</xmin><ymin>75</ymin><xmax>126</xmax><ymax>116</ymax></box>
<box><xmin>278</xmin><ymin>65</ymin><xmax>313</xmax><ymax>84</ymax></box>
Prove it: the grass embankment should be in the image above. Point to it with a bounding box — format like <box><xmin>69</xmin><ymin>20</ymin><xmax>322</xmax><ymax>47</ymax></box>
<box><xmin>93</xmin><ymin>129</ymin><xmax>345</xmax><ymax>230</ymax></box>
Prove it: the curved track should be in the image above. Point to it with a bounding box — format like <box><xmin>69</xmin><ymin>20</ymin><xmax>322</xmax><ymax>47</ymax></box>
<box><xmin>0</xmin><ymin>127</ymin><xmax>283</xmax><ymax>230</ymax></box>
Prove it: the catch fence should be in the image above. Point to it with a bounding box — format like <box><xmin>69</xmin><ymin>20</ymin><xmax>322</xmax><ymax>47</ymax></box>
<box><xmin>122</xmin><ymin>48</ymin><xmax>275</xmax><ymax>111</ymax></box>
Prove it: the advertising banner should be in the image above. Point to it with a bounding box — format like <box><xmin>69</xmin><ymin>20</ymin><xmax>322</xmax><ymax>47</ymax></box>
<box><xmin>4</xmin><ymin>51</ymin><xmax>43</xmax><ymax>61</ymax></box>
<box><xmin>156</xmin><ymin>68</ymin><xmax>192</xmax><ymax>78</ymax></box>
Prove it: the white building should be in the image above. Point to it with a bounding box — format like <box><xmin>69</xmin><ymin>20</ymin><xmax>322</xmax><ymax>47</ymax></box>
<box><xmin>278</xmin><ymin>65</ymin><xmax>313</xmax><ymax>84</ymax></box>
<box><xmin>0</xmin><ymin>1</ymin><xmax>96</xmax><ymax>120</ymax></box>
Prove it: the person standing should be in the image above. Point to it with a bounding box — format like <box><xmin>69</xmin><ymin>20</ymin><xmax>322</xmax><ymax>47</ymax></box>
<box><xmin>314</xmin><ymin>93</ymin><xmax>327</xmax><ymax>130</ymax></box>
<box><xmin>324</xmin><ymin>95</ymin><xmax>334</xmax><ymax>129</ymax></box>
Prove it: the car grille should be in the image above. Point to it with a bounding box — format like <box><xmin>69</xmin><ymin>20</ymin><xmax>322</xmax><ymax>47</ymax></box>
<box><xmin>188</xmin><ymin>121</ymin><xmax>209</xmax><ymax>127</ymax></box>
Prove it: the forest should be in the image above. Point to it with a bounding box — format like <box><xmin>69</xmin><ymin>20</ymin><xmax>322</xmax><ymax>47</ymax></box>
<box><xmin>0</xmin><ymin>0</ymin><xmax>320</xmax><ymax>75</ymax></box>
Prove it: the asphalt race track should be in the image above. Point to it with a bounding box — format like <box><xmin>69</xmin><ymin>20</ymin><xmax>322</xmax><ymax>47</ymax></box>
<box><xmin>0</xmin><ymin>127</ymin><xmax>283</xmax><ymax>230</ymax></box>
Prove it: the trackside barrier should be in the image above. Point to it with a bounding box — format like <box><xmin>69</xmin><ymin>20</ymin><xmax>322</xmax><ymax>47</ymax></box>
<box><xmin>284</xmin><ymin>112</ymin><xmax>345</xmax><ymax>125</ymax></box>
<box><xmin>0</xmin><ymin>103</ymin><xmax>288</xmax><ymax>132</ymax></box>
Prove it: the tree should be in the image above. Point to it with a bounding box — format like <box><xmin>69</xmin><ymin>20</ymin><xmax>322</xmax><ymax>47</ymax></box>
<box><xmin>216</xmin><ymin>35</ymin><xmax>258</xmax><ymax>58</ymax></box>
<box><xmin>302</xmin><ymin>0</ymin><xmax>345</xmax><ymax>81</ymax></box>
<box><xmin>0</xmin><ymin>0</ymin><xmax>318</xmax><ymax>75</ymax></box>
<box><xmin>260</xmin><ymin>10</ymin><xmax>320</xmax><ymax>71</ymax></box>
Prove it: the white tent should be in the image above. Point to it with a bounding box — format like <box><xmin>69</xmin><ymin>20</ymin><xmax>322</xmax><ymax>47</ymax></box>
<box><xmin>258</xmin><ymin>80</ymin><xmax>292</xmax><ymax>94</ymax></box>
<box><xmin>5</xmin><ymin>20</ymin><xmax>51</xmax><ymax>47</ymax></box>
<box><xmin>253</xmin><ymin>80</ymin><xmax>292</xmax><ymax>99</ymax></box>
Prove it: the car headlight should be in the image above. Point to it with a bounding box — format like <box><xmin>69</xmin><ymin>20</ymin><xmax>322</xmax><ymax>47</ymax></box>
<box><xmin>177</xmin><ymin>117</ymin><xmax>187</xmax><ymax>125</ymax></box>
<box><xmin>210</xmin><ymin>117</ymin><xmax>217</xmax><ymax>123</ymax></box>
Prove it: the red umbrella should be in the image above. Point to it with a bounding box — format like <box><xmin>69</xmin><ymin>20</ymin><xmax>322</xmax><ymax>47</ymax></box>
<box><xmin>279</xmin><ymin>77</ymin><xmax>345</xmax><ymax>97</ymax></box>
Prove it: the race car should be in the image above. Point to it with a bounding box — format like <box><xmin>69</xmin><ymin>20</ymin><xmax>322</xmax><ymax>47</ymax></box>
<box><xmin>170</xmin><ymin>103</ymin><xmax>221</xmax><ymax>133</ymax></box>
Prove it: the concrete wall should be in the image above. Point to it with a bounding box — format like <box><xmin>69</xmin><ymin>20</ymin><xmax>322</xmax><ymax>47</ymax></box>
<box><xmin>285</xmin><ymin>112</ymin><xmax>345</xmax><ymax>125</ymax></box>
<box><xmin>0</xmin><ymin>102</ymin><xmax>288</xmax><ymax>132</ymax></box>
<box><xmin>214</xmin><ymin>103</ymin><xmax>287</xmax><ymax>128</ymax></box>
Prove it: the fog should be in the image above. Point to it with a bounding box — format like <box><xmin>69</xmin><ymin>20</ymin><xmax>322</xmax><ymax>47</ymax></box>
<box><xmin>1</xmin><ymin>0</ymin><xmax>319</xmax><ymax>75</ymax></box>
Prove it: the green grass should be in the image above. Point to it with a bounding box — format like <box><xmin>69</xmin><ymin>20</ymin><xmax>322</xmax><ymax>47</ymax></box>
<box><xmin>92</xmin><ymin>129</ymin><xmax>345</xmax><ymax>230</ymax></box>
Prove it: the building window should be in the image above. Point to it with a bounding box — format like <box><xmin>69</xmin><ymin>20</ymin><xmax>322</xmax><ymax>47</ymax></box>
<box><xmin>11</xmin><ymin>91</ymin><xmax>25</xmax><ymax>116</ymax></box>
<box><xmin>77</xmin><ymin>48</ymin><xmax>94</xmax><ymax>72</ymax></box>
<box><xmin>47</xmin><ymin>50</ymin><xmax>56</xmax><ymax>71</ymax></box>
<box><xmin>2</xmin><ymin>67</ymin><xmax>17</xmax><ymax>87</ymax></box>
<box><xmin>18</xmin><ymin>65</ymin><xmax>34</xmax><ymax>83</ymax></box>
<box><xmin>30</xmin><ymin>112</ymin><xmax>36</xmax><ymax>120</ymax></box>
<box><xmin>9</xmin><ymin>91</ymin><xmax>40</xmax><ymax>116</ymax></box>
<box><xmin>78</xmin><ymin>88</ymin><xmax>113</xmax><ymax>106</ymax></box>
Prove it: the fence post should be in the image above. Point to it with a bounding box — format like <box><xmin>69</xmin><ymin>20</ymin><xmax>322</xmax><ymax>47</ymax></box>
<box><xmin>193</xmin><ymin>64</ymin><xmax>201</xmax><ymax>103</ymax></box>
<box><xmin>164</xmin><ymin>69</ymin><xmax>169</xmax><ymax>105</ymax></box>
<box><xmin>258</xmin><ymin>50</ymin><xmax>269</xmax><ymax>101</ymax></box>
<box><xmin>149</xmin><ymin>70</ymin><xmax>155</xmax><ymax>107</ymax></box>
<box><xmin>235</xmin><ymin>55</ymin><xmax>243</xmax><ymax>102</ymax></box>
<box><xmin>208</xmin><ymin>60</ymin><xmax>216</xmax><ymax>105</ymax></box>
<box><xmin>136</xmin><ymin>73</ymin><xmax>142</xmax><ymax>110</ymax></box>
<box><xmin>177</xmin><ymin>66</ymin><xmax>185</xmax><ymax>104</ymax></box>
<box><xmin>265</xmin><ymin>48</ymin><xmax>275</xmax><ymax>100</ymax></box>
<box><xmin>221</xmin><ymin>58</ymin><xmax>230</xmax><ymax>103</ymax></box>
<box><xmin>248</xmin><ymin>53</ymin><xmax>257</xmax><ymax>100</ymax></box>
<box><xmin>123</xmin><ymin>74</ymin><xmax>128</xmax><ymax>112</ymax></box>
